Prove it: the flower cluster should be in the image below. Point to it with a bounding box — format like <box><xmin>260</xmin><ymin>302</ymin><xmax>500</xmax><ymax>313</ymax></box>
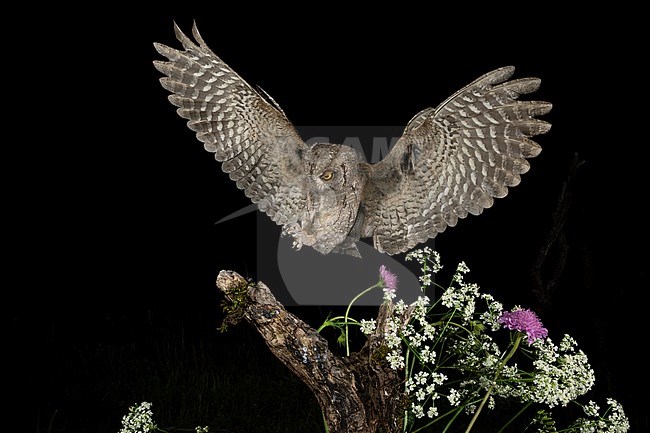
<box><xmin>490</xmin><ymin>333</ymin><xmax>596</xmax><ymax>409</ymax></box>
<box><xmin>573</xmin><ymin>398</ymin><xmax>630</xmax><ymax>432</ymax></box>
<box><xmin>440</xmin><ymin>262</ymin><xmax>484</xmax><ymax>322</ymax></box>
<box><xmin>530</xmin><ymin>335</ymin><xmax>595</xmax><ymax>407</ymax></box>
<box><xmin>118</xmin><ymin>402</ymin><xmax>209</xmax><ymax>433</ymax></box>
<box><xmin>119</xmin><ymin>402</ymin><xmax>156</xmax><ymax>433</ymax></box>
<box><xmin>322</xmin><ymin>249</ymin><xmax>628</xmax><ymax>432</ymax></box>
<box><xmin>359</xmin><ymin>318</ymin><xmax>376</xmax><ymax>335</ymax></box>
<box><xmin>366</xmin><ymin>248</ymin><xmax>628</xmax><ymax>433</ymax></box>
<box><xmin>405</xmin><ymin>246</ymin><xmax>442</xmax><ymax>289</ymax></box>
<box><xmin>405</xmin><ymin>370</ymin><xmax>448</xmax><ymax>419</ymax></box>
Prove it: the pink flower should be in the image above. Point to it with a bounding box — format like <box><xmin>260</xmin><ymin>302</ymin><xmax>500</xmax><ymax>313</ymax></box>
<box><xmin>498</xmin><ymin>308</ymin><xmax>548</xmax><ymax>345</ymax></box>
<box><xmin>380</xmin><ymin>265</ymin><xmax>398</xmax><ymax>299</ymax></box>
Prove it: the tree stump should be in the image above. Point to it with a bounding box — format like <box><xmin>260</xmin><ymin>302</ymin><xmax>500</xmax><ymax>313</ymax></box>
<box><xmin>216</xmin><ymin>270</ymin><xmax>404</xmax><ymax>433</ymax></box>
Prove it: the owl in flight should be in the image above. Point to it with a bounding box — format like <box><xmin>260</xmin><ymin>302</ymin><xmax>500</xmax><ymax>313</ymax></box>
<box><xmin>154</xmin><ymin>22</ymin><xmax>551</xmax><ymax>257</ymax></box>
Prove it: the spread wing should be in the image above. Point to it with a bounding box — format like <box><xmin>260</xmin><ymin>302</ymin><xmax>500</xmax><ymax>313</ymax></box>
<box><xmin>363</xmin><ymin>66</ymin><xmax>552</xmax><ymax>254</ymax></box>
<box><xmin>153</xmin><ymin>22</ymin><xmax>309</xmax><ymax>227</ymax></box>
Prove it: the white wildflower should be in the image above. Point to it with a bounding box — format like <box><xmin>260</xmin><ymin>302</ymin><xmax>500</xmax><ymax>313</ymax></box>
<box><xmin>384</xmin><ymin>317</ymin><xmax>402</xmax><ymax>349</ymax></box>
<box><xmin>386</xmin><ymin>349</ymin><xmax>405</xmax><ymax>370</ymax></box>
<box><xmin>604</xmin><ymin>398</ymin><xmax>630</xmax><ymax>432</ymax></box>
<box><xmin>529</xmin><ymin>337</ymin><xmax>595</xmax><ymax>407</ymax></box>
<box><xmin>583</xmin><ymin>400</ymin><xmax>600</xmax><ymax>417</ymax></box>
<box><xmin>119</xmin><ymin>402</ymin><xmax>156</xmax><ymax>433</ymax></box>
<box><xmin>407</xmin><ymin>330</ymin><xmax>423</xmax><ymax>348</ymax></box>
<box><xmin>479</xmin><ymin>294</ymin><xmax>503</xmax><ymax>330</ymax></box>
<box><xmin>421</xmin><ymin>321</ymin><xmax>436</xmax><ymax>341</ymax></box>
<box><xmin>405</xmin><ymin>247</ymin><xmax>442</xmax><ymax>284</ymax></box>
<box><xmin>574</xmin><ymin>399</ymin><xmax>629</xmax><ymax>432</ymax></box>
<box><xmin>440</xmin><ymin>279</ymin><xmax>480</xmax><ymax>322</ymax></box>
<box><xmin>427</xmin><ymin>404</ymin><xmax>439</xmax><ymax>418</ymax></box>
<box><xmin>419</xmin><ymin>273</ymin><xmax>433</xmax><ymax>289</ymax></box>
<box><xmin>394</xmin><ymin>299</ymin><xmax>407</xmax><ymax>315</ymax></box>
<box><xmin>359</xmin><ymin>319</ymin><xmax>376</xmax><ymax>335</ymax></box>
<box><xmin>560</xmin><ymin>334</ymin><xmax>578</xmax><ymax>352</ymax></box>
<box><xmin>419</xmin><ymin>345</ymin><xmax>437</xmax><ymax>364</ymax></box>
<box><xmin>412</xmin><ymin>403</ymin><xmax>425</xmax><ymax>418</ymax></box>
<box><xmin>447</xmin><ymin>388</ymin><xmax>461</xmax><ymax>406</ymax></box>
<box><xmin>415</xmin><ymin>371</ymin><xmax>429</xmax><ymax>384</ymax></box>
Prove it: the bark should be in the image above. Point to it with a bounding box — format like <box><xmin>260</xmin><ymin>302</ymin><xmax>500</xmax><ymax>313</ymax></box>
<box><xmin>216</xmin><ymin>270</ymin><xmax>403</xmax><ymax>433</ymax></box>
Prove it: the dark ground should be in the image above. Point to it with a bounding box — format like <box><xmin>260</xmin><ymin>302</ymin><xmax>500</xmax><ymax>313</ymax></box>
<box><xmin>7</xmin><ymin>7</ymin><xmax>648</xmax><ymax>433</ymax></box>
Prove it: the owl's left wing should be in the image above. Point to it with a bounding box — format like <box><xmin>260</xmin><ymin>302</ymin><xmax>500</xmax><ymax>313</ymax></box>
<box><xmin>153</xmin><ymin>22</ymin><xmax>309</xmax><ymax>228</ymax></box>
<box><xmin>363</xmin><ymin>66</ymin><xmax>552</xmax><ymax>254</ymax></box>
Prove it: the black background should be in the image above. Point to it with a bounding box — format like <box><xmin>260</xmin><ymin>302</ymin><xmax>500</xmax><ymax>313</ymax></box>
<box><xmin>8</xmin><ymin>7</ymin><xmax>647</xmax><ymax>432</ymax></box>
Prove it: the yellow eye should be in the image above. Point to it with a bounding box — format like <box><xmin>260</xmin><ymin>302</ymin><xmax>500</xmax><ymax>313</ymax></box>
<box><xmin>320</xmin><ymin>170</ymin><xmax>334</xmax><ymax>181</ymax></box>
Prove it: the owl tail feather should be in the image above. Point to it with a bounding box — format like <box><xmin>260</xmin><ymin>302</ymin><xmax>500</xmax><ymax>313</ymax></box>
<box><xmin>330</xmin><ymin>239</ymin><xmax>362</xmax><ymax>258</ymax></box>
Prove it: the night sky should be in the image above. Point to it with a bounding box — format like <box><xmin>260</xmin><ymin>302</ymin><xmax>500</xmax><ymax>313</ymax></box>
<box><xmin>9</xmin><ymin>8</ymin><xmax>647</xmax><ymax>432</ymax></box>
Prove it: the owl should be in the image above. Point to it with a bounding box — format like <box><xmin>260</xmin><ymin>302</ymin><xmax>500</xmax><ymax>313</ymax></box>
<box><xmin>154</xmin><ymin>22</ymin><xmax>551</xmax><ymax>257</ymax></box>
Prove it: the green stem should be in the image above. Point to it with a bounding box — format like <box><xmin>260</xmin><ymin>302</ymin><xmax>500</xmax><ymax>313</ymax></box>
<box><xmin>464</xmin><ymin>334</ymin><xmax>523</xmax><ymax>433</ymax></box>
<box><xmin>344</xmin><ymin>283</ymin><xmax>380</xmax><ymax>356</ymax></box>
<box><xmin>317</xmin><ymin>316</ymin><xmax>356</xmax><ymax>333</ymax></box>
<box><xmin>412</xmin><ymin>399</ymin><xmax>480</xmax><ymax>433</ymax></box>
<box><xmin>403</xmin><ymin>347</ymin><xmax>411</xmax><ymax>433</ymax></box>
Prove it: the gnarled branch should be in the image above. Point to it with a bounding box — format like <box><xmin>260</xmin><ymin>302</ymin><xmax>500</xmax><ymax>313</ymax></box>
<box><xmin>216</xmin><ymin>270</ymin><xmax>402</xmax><ymax>433</ymax></box>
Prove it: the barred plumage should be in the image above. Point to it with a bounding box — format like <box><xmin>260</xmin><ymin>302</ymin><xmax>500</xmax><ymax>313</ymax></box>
<box><xmin>154</xmin><ymin>22</ymin><xmax>552</xmax><ymax>256</ymax></box>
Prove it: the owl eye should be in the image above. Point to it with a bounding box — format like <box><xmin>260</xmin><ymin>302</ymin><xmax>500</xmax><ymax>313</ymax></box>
<box><xmin>320</xmin><ymin>170</ymin><xmax>334</xmax><ymax>181</ymax></box>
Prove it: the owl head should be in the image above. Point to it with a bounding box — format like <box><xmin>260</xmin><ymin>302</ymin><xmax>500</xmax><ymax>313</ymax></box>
<box><xmin>297</xmin><ymin>144</ymin><xmax>366</xmax><ymax>254</ymax></box>
<box><xmin>307</xmin><ymin>144</ymin><xmax>365</xmax><ymax>190</ymax></box>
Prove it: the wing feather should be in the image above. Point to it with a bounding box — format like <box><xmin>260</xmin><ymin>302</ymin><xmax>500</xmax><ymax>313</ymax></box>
<box><xmin>364</xmin><ymin>66</ymin><xmax>551</xmax><ymax>254</ymax></box>
<box><xmin>154</xmin><ymin>22</ymin><xmax>309</xmax><ymax>227</ymax></box>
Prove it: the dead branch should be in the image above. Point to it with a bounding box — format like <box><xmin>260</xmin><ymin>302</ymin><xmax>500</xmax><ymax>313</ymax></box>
<box><xmin>216</xmin><ymin>270</ymin><xmax>402</xmax><ymax>433</ymax></box>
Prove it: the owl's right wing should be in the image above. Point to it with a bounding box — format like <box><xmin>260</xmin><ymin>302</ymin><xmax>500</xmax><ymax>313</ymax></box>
<box><xmin>154</xmin><ymin>22</ymin><xmax>309</xmax><ymax>227</ymax></box>
<box><xmin>363</xmin><ymin>66</ymin><xmax>552</xmax><ymax>254</ymax></box>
